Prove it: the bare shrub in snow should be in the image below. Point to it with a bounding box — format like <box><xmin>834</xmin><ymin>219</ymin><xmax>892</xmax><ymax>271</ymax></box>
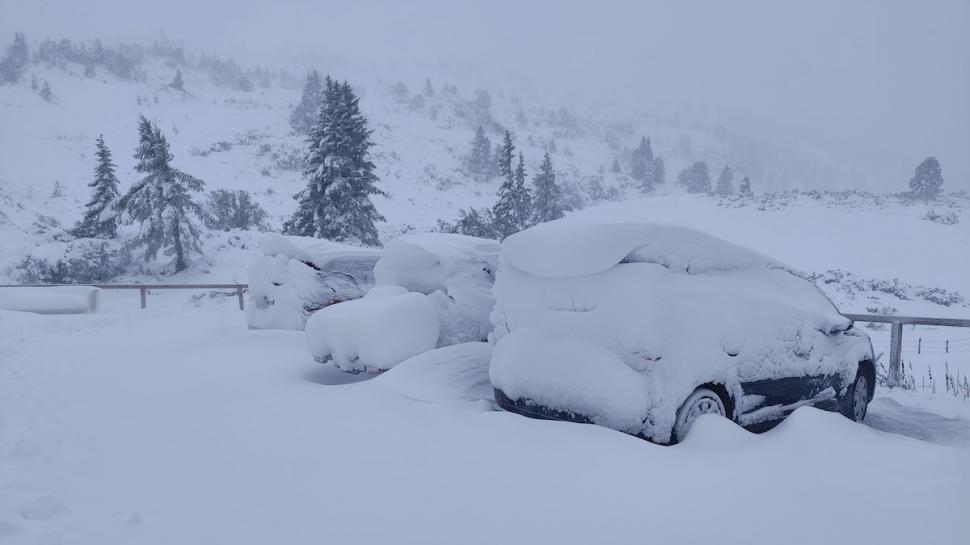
<box><xmin>922</xmin><ymin>209</ymin><xmax>958</xmax><ymax>225</ymax></box>
<box><xmin>204</xmin><ymin>189</ymin><xmax>268</xmax><ymax>231</ymax></box>
<box><xmin>14</xmin><ymin>239</ymin><xmax>131</xmax><ymax>284</ymax></box>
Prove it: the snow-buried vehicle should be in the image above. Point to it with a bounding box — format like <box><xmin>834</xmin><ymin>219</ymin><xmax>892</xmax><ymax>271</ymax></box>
<box><xmin>247</xmin><ymin>234</ymin><xmax>381</xmax><ymax>330</ymax></box>
<box><xmin>306</xmin><ymin>233</ymin><xmax>500</xmax><ymax>374</ymax></box>
<box><xmin>489</xmin><ymin>221</ymin><xmax>876</xmax><ymax>444</ymax></box>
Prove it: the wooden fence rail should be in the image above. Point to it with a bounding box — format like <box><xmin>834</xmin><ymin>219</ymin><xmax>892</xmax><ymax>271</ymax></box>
<box><xmin>0</xmin><ymin>283</ymin><xmax>249</xmax><ymax>310</ymax></box>
<box><xmin>842</xmin><ymin>313</ymin><xmax>970</xmax><ymax>387</ymax></box>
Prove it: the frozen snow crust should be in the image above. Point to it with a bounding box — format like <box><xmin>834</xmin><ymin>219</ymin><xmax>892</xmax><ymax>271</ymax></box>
<box><xmin>247</xmin><ymin>233</ymin><xmax>381</xmax><ymax>330</ymax></box>
<box><xmin>490</xmin><ymin>220</ymin><xmax>874</xmax><ymax>443</ymax></box>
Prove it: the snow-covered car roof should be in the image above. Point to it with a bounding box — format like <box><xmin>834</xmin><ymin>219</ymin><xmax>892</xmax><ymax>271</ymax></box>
<box><xmin>258</xmin><ymin>233</ymin><xmax>382</xmax><ymax>267</ymax></box>
<box><xmin>502</xmin><ymin>221</ymin><xmax>776</xmax><ymax>278</ymax></box>
<box><xmin>375</xmin><ymin>232</ymin><xmax>500</xmax><ymax>294</ymax></box>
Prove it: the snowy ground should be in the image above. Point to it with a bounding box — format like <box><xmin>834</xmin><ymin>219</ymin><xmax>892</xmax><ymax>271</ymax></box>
<box><xmin>1</xmin><ymin>293</ymin><xmax>968</xmax><ymax>544</ymax></box>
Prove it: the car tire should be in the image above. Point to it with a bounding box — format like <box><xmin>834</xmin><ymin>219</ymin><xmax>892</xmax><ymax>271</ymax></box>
<box><xmin>840</xmin><ymin>370</ymin><xmax>871</xmax><ymax>422</ymax></box>
<box><xmin>672</xmin><ymin>387</ymin><xmax>728</xmax><ymax>444</ymax></box>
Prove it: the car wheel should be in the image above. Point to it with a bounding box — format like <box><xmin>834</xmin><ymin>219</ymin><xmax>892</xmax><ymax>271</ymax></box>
<box><xmin>841</xmin><ymin>371</ymin><xmax>871</xmax><ymax>422</ymax></box>
<box><xmin>673</xmin><ymin>387</ymin><xmax>728</xmax><ymax>443</ymax></box>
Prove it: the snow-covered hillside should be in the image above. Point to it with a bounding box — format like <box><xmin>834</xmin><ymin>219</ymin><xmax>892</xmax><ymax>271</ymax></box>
<box><xmin>1</xmin><ymin>36</ymin><xmax>968</xmax><ymax>356</ymax></box>
<box><xmin>6</xmin><ymin>37</ymin><xmax>955</xmax><ymax>283</ymax></box>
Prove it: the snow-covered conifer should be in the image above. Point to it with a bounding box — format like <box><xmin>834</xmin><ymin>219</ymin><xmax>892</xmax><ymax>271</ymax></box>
<box><xmin>532</xmin><ymin>152</ymin><xmax>566</xmax><ymax>224</ymax></box>
<box><xmin>465</xmin><ymin>126</ymin><xmax>492</xmax><ymax>180</ymax></box>
<box><xmin>493</xmin><ymin>151</ymin><xmax>532</xmax><ymax>238</ymax></box>
<box><xmin>283</xmin><ymin>79</ymin><xmax>385</xmax><ymax>246</ymax></box>
<box><xmin>715</xmin><ymin>165</ymin><xmax>735</xmax><ymax>196</ymax></box>
<box><xmin>73</xmin><ymin>135</ymin><xmax>121</xmax><ymax>239</ymax></box>
<box><xmin>908</xmin><ymin>157</ymin><xmax>943</xmax><ymax>200</ymax></box>
<box><xmin>118</xmin><ymin>115</ymin><xmax>206</xmax><ymax>272</ymax></box>
<box><xmin>290</xmin><ymin>70</ymin><xmax>323</xmax><ymax>135</ymax></box>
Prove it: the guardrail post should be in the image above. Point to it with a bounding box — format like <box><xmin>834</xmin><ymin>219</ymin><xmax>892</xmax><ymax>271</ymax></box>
<box><xmin>237</xmin><ymin>286</ymin><xmax>245</xmax><ymax>311</ymax></box>
<box><xmin>889</xmin><ymin>322</ymin><xmax>903</xmax><ymax>387</ymax></box>
<box><xmin>140</xmin><ymin>287</ymin><xmax>147</xmax><ymax>309</ymax></box>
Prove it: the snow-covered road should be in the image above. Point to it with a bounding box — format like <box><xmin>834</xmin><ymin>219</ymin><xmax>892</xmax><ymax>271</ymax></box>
<box><xmin>1</xmin><ymin>298</ymin><xmax>968</xmax><ymax>544</ymax></box>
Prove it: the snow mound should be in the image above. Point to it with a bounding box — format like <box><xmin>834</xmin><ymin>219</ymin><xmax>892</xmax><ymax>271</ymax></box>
<box><xmin>375</xmin><ymin>233</ymin><xmax>500</xmax><ymax>345</ymax></box>
<box><xmin>247</xmin><ymin>233</ymin><xmax>381</xmax><ymax>330</ymax></box>
<box><xmin>502</xmin><ymin>221</ymin><xmax>774</xmax><ymax>278</ymax></box>
<box><xmin>305</xmin><ymin>285</ymin><xmax>440</xmax><ymax>373</ymax></box>
<box><xmin>0</xmin><ymin>286</ymin><xmax>100</xmax><ymax>314</ymax></box>
<box><xmin>375</xmin><ymin>342</ymin><xmax>493</xmax><ymax>404</ymax></box>
<box><xmin>490</xmin><ymin>328</ymin><xmax>654</xmax><ymax>434</ymax></box>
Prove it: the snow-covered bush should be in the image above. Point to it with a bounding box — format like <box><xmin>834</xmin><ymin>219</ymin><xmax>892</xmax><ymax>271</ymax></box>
<box><xmin>922</xmin><ymin>209</ymin><xmax>958</xmax><ymax>225</ymax></box>
<box><xmin>204</xmin><ymin>189</ymin><xmax>268</xmax><ymax>231</ymax></box>
<box><xmin>13</xmin><ymin>239</ymin><xmax>130</xmax><ymax>284</ymax></box>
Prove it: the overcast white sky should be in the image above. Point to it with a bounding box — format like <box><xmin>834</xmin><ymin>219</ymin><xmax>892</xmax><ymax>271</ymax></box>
<box><xmin>2</xmin><ymin>0</ymin><xmax>968</xmax><ymax>189</ymax></box>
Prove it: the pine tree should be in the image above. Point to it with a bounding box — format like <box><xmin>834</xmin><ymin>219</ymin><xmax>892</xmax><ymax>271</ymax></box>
<box><xmin>423</xmin><ymin>77</ymin><xmax>434</xmax><ymax>97</ymax></box>
<box><xmin>630</xmin><ymin>137</ymin><xmax>654</xmax><ymax>183</ymax></box>
<box><xmin>677</xmin><ymin>161</ymin><xmax>711</xmax><ymax>193</ymax></box>
<box><xmin>0</xmin><ymin>32</ymin><xmax>28</xmax><ymax>84</ymax></box>
<box><xmin>496</xmin><ymin>130</ymin><xmax>514</xmax><ymax>180</ymax></box>
<box><xmin>283</xmin><ymin>79</ymin><xmax>385</xmax><ymax>246</ymax></box>
<box><xmin>118</xmin><ymin>115</ymin><xmax>206</xmax><ymax>273</ymax></box>
<box><xmin>908</xmin><ymin>157</ymin><xmax>943</xmax><ymax>200</ymax></box>
<box><xmin>739</xmin><ymin>176</ymin><xmax>753</xmax><ymax>197</ymax></box>
<box><xmin>466</xmin><ymin>126</ymin><xmax>492</xmax><ymax>181</ymax></box>
<box><xmin>492</xmin><ymin>150</ymin><xmax>532</xmax><ymax>239</ymax></box>
<box><xmin>715</xmin><ymin>165</ymin><xmax>735</xmax><ymax>196</ymax></box>
<box><xmin>611</xmin><ymin>157</ymin><xmax>622</xmax><ymax>173</ymax></box>
<box><xmin>649</xmin><ymin>157</ymin><xmax>666</xmax><ymax>188</ymax></box>
<box><xmin>170</xmin><ymin>69</ymin><xmax>184</xmax><ymax>91</ymax></box>
<box><xmin>532</xmin><ymin>152</ymin><xmax>566</xmax><ymax>224</ymax></box>
<box><xmin>290</xmin><ymin>70</ymin><xmax>323</xmax><ymax>135</ymax></box>
<box><xmin>39</xmin><ymin>80</ymin><xmax>52</xmax><ymax>102</ymax></box>
<box><xmin>73</xmin><ymin>135</ymin><xmax>121</xmax><ymax>239</ymax></box>
<box><xmin>439</xmin><ymin>207</ymin><xmax>495</xmax><ymax>239</ymax></box>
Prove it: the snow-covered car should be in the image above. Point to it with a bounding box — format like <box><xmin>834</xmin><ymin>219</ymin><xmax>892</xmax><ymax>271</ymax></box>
<box><xmin>489</xmin><ymin>221</ymin><xmax>876</xmax><ymax>444</ymax></box>
<box><xmin>246</xmin><ymin>234</ymin><xmax>381</xmax><ymax>330</ymax></box>
<box><xmin>306</xmin><ymin>232</ymin><xmax>500</xmax><ymax>373</ymax></box>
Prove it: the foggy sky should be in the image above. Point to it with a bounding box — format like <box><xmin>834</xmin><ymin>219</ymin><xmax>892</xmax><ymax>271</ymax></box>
<box><xmin>2</xmin><ymin>0</ymin><xmax>968</xmax><ymax>190</ymax></box>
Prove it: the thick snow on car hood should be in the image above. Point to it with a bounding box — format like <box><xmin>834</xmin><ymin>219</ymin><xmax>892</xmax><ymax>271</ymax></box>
<box><xmin>502</xmin><ymin>221</ymin><xmax>775</xmax><ymax>278</ymax></box>
<box><xmin>490</xmin><ymin>221</ymin><xmax>872</xmax><ymax>442</ymax></box>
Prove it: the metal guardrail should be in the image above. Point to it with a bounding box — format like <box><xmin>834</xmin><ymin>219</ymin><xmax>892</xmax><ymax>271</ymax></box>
<box><xmin>0</xmin><ymin>283</ymin><xmax>249</xmax><ymax>310</ymax></box>
<box><xmin>843</xmin><ymin>313</ymin><xmax>970</xmax><ymax>387</ymax></box>
<box><xmin>1</xmin><ymin>286</ymin><xmax>965</xmax><ymax>385</ymax></box>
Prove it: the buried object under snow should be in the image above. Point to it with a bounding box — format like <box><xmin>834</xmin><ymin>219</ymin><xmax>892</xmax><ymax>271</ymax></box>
<box><xmin>488</xmin><ymin>221</ymin><xmax>876</xmax><ymax>444</ymax></box>
<box><xmin>246</xmin><ymin>233</ymin><xmax>381</xmax><ymax>330</ymax></box>
<box><xmin>306</xmin><ymin>233</ymin><xmax>501</xmax><ymax>374</ymax></box>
